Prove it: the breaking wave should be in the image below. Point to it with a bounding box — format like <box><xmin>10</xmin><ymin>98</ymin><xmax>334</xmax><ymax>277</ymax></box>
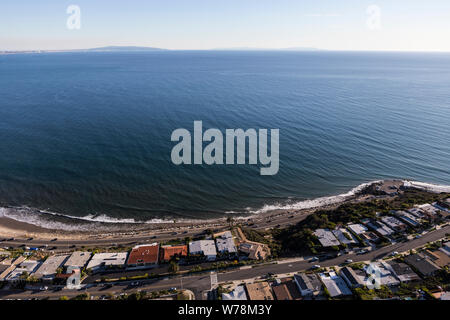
<box><xmin>0</xmin><ymin>179</ymin><xmax>448</xmax><ymax>232</ymax></box>
<box><xmin>252</xmin><ymin>180</ymin><xmax>383</xmax><ymax>214</ymax></box>
<box><xmin>402</xmin><ymin>180</ymin><xmax>450</xmax><ymax>193</ymax></box>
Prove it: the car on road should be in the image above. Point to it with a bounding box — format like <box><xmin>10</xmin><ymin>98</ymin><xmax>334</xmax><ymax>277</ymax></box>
<box><xmin>39</xmin><ymin>286</ymin><xmax>48</xmax><ymax>291</ymax></box>
<box><xmin>345</xmin><ymin>259</ymin><xmax>353</xmax><ymax>263</ymax></box>
<box><xmin>51</xmin><ymin>238</ymin><xmax>58</xmax><ymax>242</ymax></box>
<box><xmin>130</xmin><ymin>281</ymin><xmax>140</xmax><ymax>287</ymax></box>
<box><xmin>391</xmin><ymin>251</ymin><xmax>399</xmax><ymax>256</ymax></box>
<box><xmin>310</xmin><ymin>265</ymin><xmax>321</xmax><ymax>270</ymax></box>
<box><xmin>310</xmin><ymin>257</ymin><xmax>319</xmax><ymax>262</ymax></box>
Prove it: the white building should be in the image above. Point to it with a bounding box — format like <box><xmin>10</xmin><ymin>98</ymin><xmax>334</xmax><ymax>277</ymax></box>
<box><xmin>294</xmin><ymin>273</ymin><xmax>322</xmax><ymax>297</ymax></box>
<box><xmin>64</xmin><ymin>251</ymin><xmax>91</xmax><ymax>271</ymax></box>
<box><xmin>364</xmin><ymin>262</ymin><xmax>400</xmax><ymax>287</ymax></box>
<box><xmin>86</xmin><ymin>252</ymin><xmax>128</xmax><ymax>271</ymax></box>
<box><xmin>332</xmin><ymin>228</ymin><xmax>357</xmax><ymax>245</ymax></box>
<box><xmin>314</xmin><ymin>229</ymin><xmax>340</xmax><ymax>247</ymax></box>
<box><xmin>189</xmin><ymin>240</ymin><xmax>217</xmax><ymax>261</ymax></box>
<box><xmin>319</xmin><ymin>272</ymin><xmax>352</xmax><ymax>297</ymax></box>
<box><xmin>34</xmin><ymin>255</ymin><xmax>69</xmax><ymax>280</ymax></box>
<box><xmin>347</xmin><ymin>224</ymin><xmax>368</xmax><ymax>235</ymax></box>
<box><xmin>222</xmin><ymin>285</ymin><xmax>247</xmax><ymax>300</ymax></box>
<box><xmin>215</xmin><ymin>231</ymin><xmax>237</xmax><ymax>254</ymax></box>
<box><xmin>5</xmin><ymin>260</ymin><xmax>41</xmax><ymax>282</ymax></box>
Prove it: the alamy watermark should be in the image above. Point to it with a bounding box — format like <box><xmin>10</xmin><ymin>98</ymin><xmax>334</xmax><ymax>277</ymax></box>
<box><xmin>170</xmin><ymin>121</ymin><xmax>279</xmax><ymax>176</ymax></box>
<box><xmin>67</xmin><ymin>5</ymin><xmax>81</xmax><ymax>30</ymax></box>
<box><xmin>365</xmin><ymin>263</ymin><xmax>382</xmax><ymax>289</ymax></box>
<box><xmin>366</xmin><ymin>5</ymin><xmax>381</xmax><ymax>30</ymax></box>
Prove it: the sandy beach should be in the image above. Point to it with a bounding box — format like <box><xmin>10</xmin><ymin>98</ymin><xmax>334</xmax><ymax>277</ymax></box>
<box><xmin>0</xmin><ymin>180</ymin><xmax>404</xmax><ymax>241</ymax></box>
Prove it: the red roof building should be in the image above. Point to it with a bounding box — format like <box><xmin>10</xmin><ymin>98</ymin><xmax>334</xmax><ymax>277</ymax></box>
<box><xmin>127</xmin><ymin>244</ymin><xmax>159</xmax><ymax>266</ymax></box>
<box><xmin>160</xmin><ymin>245</ymin><xmax>188</xmax><ymax>262</ymax></box>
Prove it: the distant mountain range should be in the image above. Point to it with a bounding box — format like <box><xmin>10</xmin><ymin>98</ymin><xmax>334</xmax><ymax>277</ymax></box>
<box><xmin>1</xmin><ymin>45</ymin><xmax>322</xmax><ymax>54</ymax></box>
<box><xmin>80</xmin><ymin>46</ymin><xmax>167</xmax><ymax>52</ymax></box>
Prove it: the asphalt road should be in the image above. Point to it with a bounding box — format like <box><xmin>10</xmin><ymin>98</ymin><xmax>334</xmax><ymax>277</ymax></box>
<box><xmin>1</xmin><ymin>224</ymin><xmax>448</xmax><ymax>300</ymax></box>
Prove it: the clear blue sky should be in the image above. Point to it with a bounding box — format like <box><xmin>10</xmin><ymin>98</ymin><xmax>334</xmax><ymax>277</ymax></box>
<box><xmin>1</xmin><ymin>0</ymin><xmax>450</xmax><ymax>51</ymax></box>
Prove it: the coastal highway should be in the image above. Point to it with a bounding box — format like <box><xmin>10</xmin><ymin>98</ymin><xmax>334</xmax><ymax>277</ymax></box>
<box><xmin>1</xmin><ymin>224</ymin><xmax>448</xmax><ymax>300</ymax></box>
<box><xmin>0</xmin><ymin>210</ymin><xmax>314</xmax><ymax>250</ymax></box>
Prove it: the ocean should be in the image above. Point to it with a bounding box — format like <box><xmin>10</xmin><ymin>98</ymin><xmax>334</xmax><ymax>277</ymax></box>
<box><xmin>0</xmin><ymin>51</ymin><xmax>449</xmax><ymax>229</ymax></box>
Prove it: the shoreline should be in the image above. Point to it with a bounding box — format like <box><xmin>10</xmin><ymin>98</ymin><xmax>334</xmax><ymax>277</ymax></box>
<box><xmin>0</xmin><ymin>179</ymin><xmax>446</xmax><ymax>241</ymax></box>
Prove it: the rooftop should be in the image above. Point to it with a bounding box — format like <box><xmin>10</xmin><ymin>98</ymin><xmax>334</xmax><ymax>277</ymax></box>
<box><xmin>189</xmin><ymin>240</ymin><xmax>217</xmax><ymax>257</ymax></box>
<box><xmin>386</xmin><ymin>261</ymin><xmax>420</xmax><ymax>282</ymax></box>
<box><xmin>245</xmin><ymin>282</ymin><xmax>274</xmax><ymax>300</ymax></box>
<box><xmin>347</xmin><ymin>224</ymin><xmax>368</xmax><ymax>235</ymax></box>
<box><xmin>272</xmin><ymin>284</ymin><xmax>293</xmax><ymax>300</ymax></box>
<box><xmin>404</xmin><ymin>253</ymin><xmax>441</xmax><ymax>276</ymax></box>
<box><xmin>64</xmin><ymin>251</ymin><xmax>91</xmax><ymax>268</ymax></box>
<box><xmin>127</xmin><ymin>244</ymin><xmax>159</xmax><ymax>265</ymax></box>
<box><xmin>222</xmin><ymin>285</ymin><xmax>247</xmax><ymax>300</ymax></box>
<box><xmin>34</xmin><ymin>255</ymin><xmax>69</xmax><ymax>278</ymax></box>
<box><xmin>160</xmin><ymin>245</ymin><xmax>188</xmax><ymax>262</ymax></box>
<box><xmin>86</xmin><ymin>252</ymin><xmax>128</xmax><ymax>270</ymax></box>
<box><xmin>314</xmin><ymin>229</ymin><xmax>340</xmax><ymax>247</ymax></box>
<box><xmin>319</xmin><ymin>272</ymin><xmax>352</xmax><ymax>297</ymax></box>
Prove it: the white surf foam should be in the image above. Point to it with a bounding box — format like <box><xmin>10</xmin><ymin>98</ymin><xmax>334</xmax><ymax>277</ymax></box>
<box><xmin>252</xmin><ymin>180</ymin><xmax>382</xmax><ymax>214</ymax></box>
<box><xmin>402</xmin><ymin>180</ymin><xmax>450</xmax><ymax>193</ymax></box>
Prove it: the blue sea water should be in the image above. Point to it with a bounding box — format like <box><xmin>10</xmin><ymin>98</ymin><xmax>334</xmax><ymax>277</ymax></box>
<box><xmin>0</xmin><ymin>51</ymin><xmax>449</xmax><ymax>225</ymax></box>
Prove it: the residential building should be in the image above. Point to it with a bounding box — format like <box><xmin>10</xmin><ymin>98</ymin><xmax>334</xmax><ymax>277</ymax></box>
<box><xmin>272</xmin><ymin>284</ymin><xmax>293</xmax><ymax>300</ymax></box>
<box><xmin>239</xmin><ymin>242</ymin><xmax>269</xmax><ymax>260</ymax></box>
<box><xmin>417</xmin><ymin>204</ymin><xmax>440</xmax><ymax>220</ymax></box>
<box><xmin>127</xmin><ymin>244</ymin><xmax>159</xmax><ymax>266</ymax></box>
<box><xmin>339</xmin><ymin>267</ymin><xmax>365</xmax><ymax>288</ymax></box>
<box><xmin>332</xmin><ymin>228</ymin><xmax>357</xmax><ymax>245</ymax></box>
<box><xmin>319</xmin><ymin>272</ymin><xmax>352</xmax><ymax>297</ymax></box>
<box><xmin>404</xmin><ymin>253</ymin><xmax>440</xmax><ymax>276</ymax></box>
<box><xmin>364</xmin><ymin>262</ymin><xmax>400</xmax><ymax>287</ymax></box>
<box><xmin>347</xmin><ymin>224</ymin><xmax>368</xmax><ymax>235</ymax></box>
<box><xmin>407</xmin><ymin>208</ymin><xmax>426</xmax><ymax>219</ymax></box>
<box><xmin>160</xmin><ymin>245</ymin><xmax>188</xmax><ymax>263</ymax></box>
<box><xmin>294</xmin><ymin>273</ymin><xmax>322</xmax><ymax>297</ymax></box>
<box><xmin>64</xmin><ymin>251</ymin><xmax>91</xmax><ymax>271</ymax></box>
<box><xmin>189</xmin><ymin>240</ymin><xmax>217</xmax><ymax>261</ymax></box>
<box><xmin>245</xmin><ymin>282</ymin><xmax>274</xmax><ymax>300</ymax></box>
<box><xmin>0</xmin><ymin>256</ymin><xmax>26</xmax><ymax>281</ymax></box>
<box><xmin>34</xmin><ymin>255</ymin><xmax>69</xmax><ymax>280</ymax></box>
<box><xmin>86</xmin><ymin>252</ymin><xmax>128</xmax><ymax>271</ymax></box>
<box><xmin>439</xmin><ymin>241</ymin><xmax>450</xmax><ymax>256</ymax></box>
<box><xmin>222</xmin><ymin>285</ymin><xmax>247</xmax><ymax>300</ymax></box>
<box><xmin>215</xmin><ymin>231</ymin><xmax>237</xmax><ymax>254</ymax></box>
<box><xmin>314</xmin><ymin>229</ymin><xmax>340</xmax><ymax>247</ymax></box>
<box><xmin>6</xmin><ymin>260</ymin><xmax>41</xmax><ymax>282</ymax></box>
<box><xmin>381</xmin><ymin>216</ymin><xmax>406</xmax><ymax>232</ymax></box>
<box><xmin>394</xmin><ymin>211</ymin><xmax>421</xmax><ymax>227</ymax></box>
<box><xmin>385</xmin><ymin>261</ymin><xmax>420</xmax><ymax>283</ymax></box>
<box><xmin>366</xmin><ymin>220</ymin><xmax>395</xmax><ymax>236</ymax></box>
<box><xmin>423</xmin><ymin>250</ymin><xmax>450</xmax><ymax>268</ymax></box>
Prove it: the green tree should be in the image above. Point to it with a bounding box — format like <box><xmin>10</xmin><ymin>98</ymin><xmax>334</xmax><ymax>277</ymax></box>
<box><xmin>169</xmin><ymin>261</ymin><xmax>179</xmax><ymax>274</ymax></box>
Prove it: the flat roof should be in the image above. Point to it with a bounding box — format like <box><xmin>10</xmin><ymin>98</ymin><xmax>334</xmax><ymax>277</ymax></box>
<box><xmin>222</xmin><ymin>285</ymin><xmax>247</xmax><ymax>300</ymax></box>
<box><xmin>216</xmin><ymin>237</ymin><xmax>237</xmax><ymax>253</ymax></box>
<box><xmin>64</xmin><ymin>251</ymin><xmax>91</xmax><ymax>268</ymax></box>
<box><xmin>34</xmin><ymin>255</ymin><xmax>69</xmax><ymax>278</ymax></box>
<box><xmin>86</xmin><ymin>252</ymin><xmax>128</xmax><ymax>270</ymax></box>
<box><xmin>160</xmin><ymin>245</ymin><xmax>188</xmax><ymax>262</ymax></box>
<box><xmin>189</xmin><ymin>240</ymin><xmax>217</xmax><ymax>256</ymax></box>
<box><xmin>314</xmin><ymin>229</ymin><xmax>340</xmax><ymax>247</ymax></box>
<box><xmin>347</xmin><ymin>224</ymin><xmax>367</xmax><ymax>235</ymax></box>
<box><xmin>245</xmin><ymin>282</ymin><xmax>274</xmax><ymax>300</ymax></box>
